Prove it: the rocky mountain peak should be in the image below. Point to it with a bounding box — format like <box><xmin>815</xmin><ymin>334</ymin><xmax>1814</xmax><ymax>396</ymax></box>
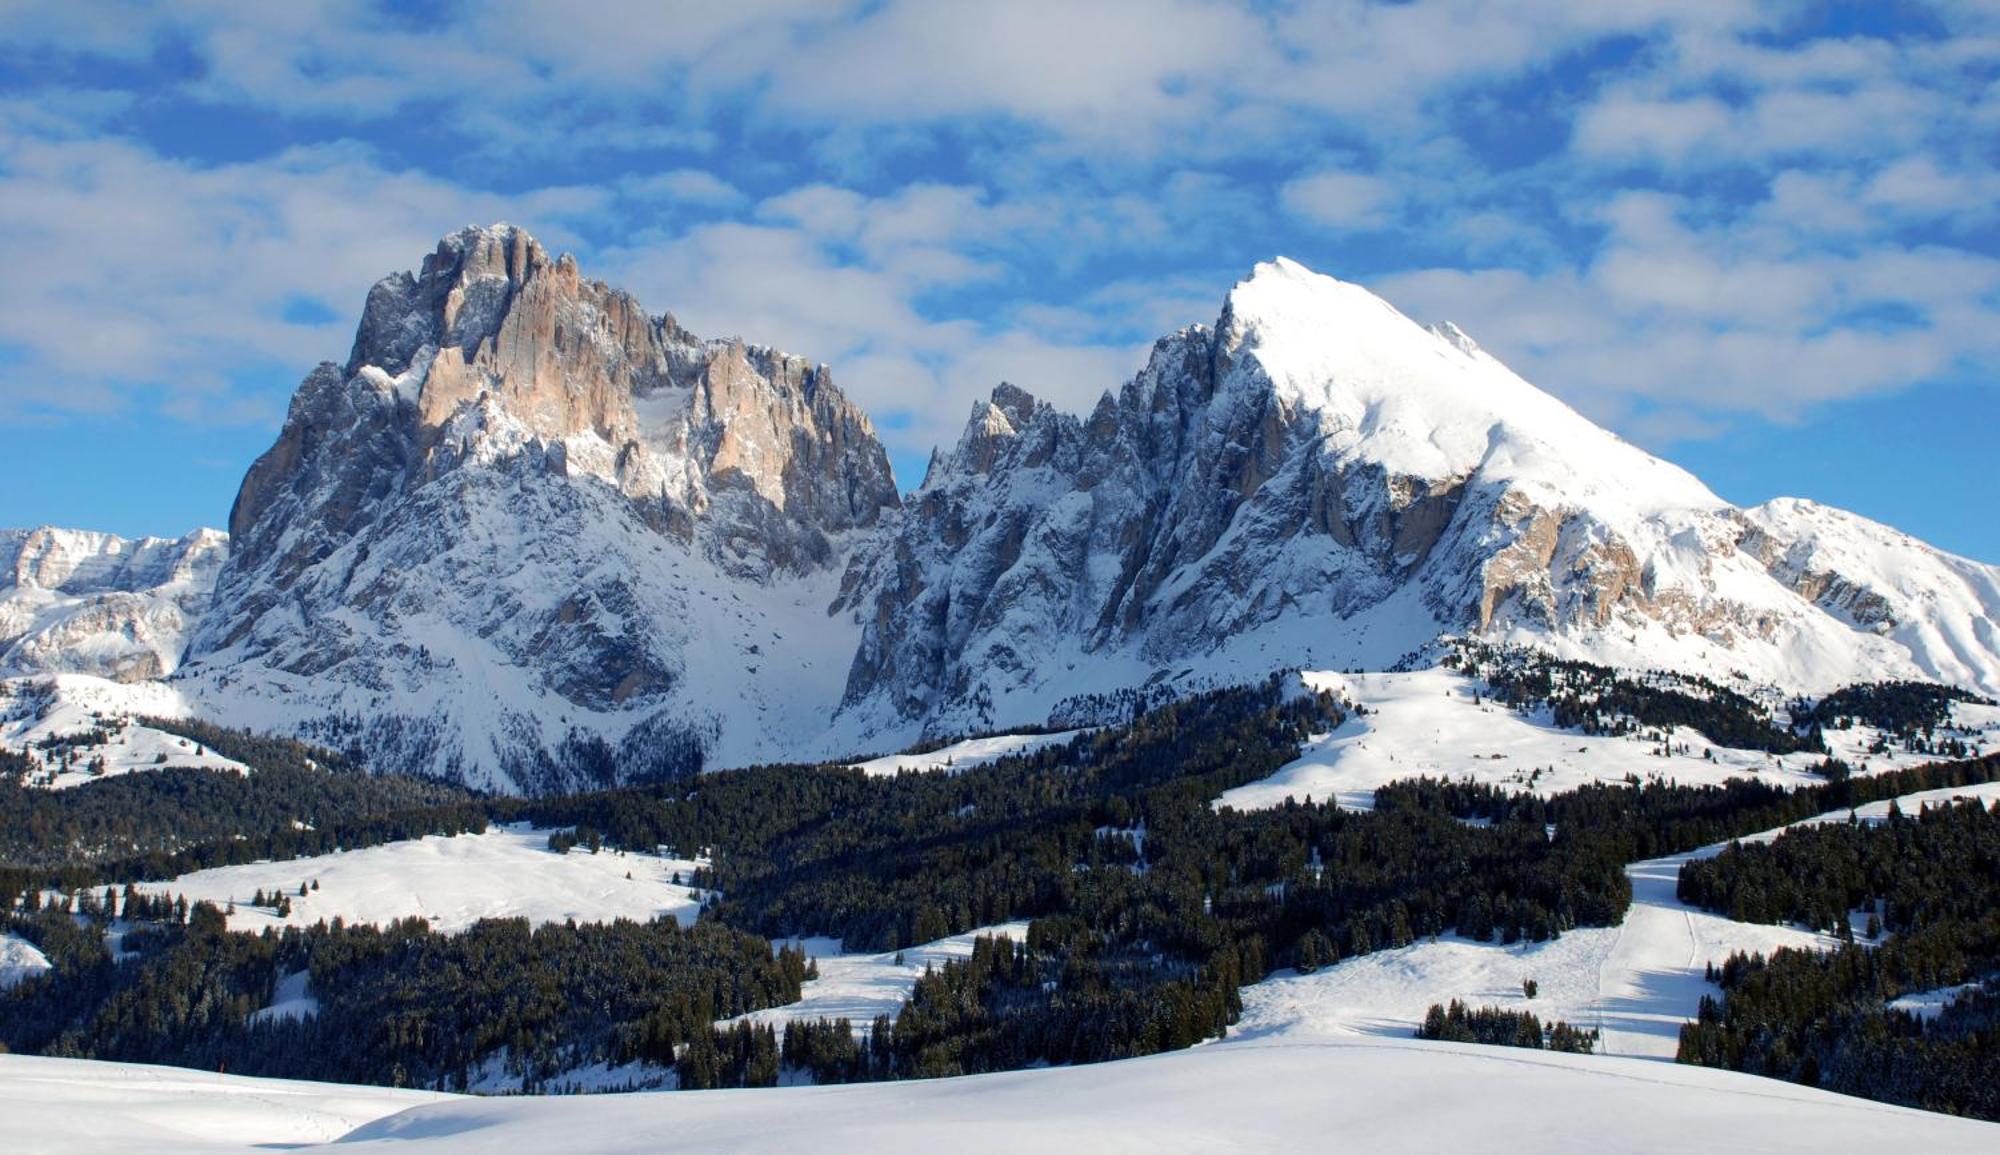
<box><xmin>226</xmin><ymin>223</ymin><xmax>897</xmax><ymax>575</ymax></box>
<box><xmin>183</xmin><ymin>225</ymin><xmax>903</xmax><ymax>790</ymax></box>
<box><xmin>834</xmin><ymin>255</ymin><xmax>2000</xmax><ymax>741</ymax></box>
<box><xmin>24</xmin><ymin>242</ymin><xmax>1992</xmax><ymax>788</ymax></box>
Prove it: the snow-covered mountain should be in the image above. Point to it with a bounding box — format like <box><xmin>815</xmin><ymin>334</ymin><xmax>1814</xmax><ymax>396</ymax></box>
<box><xmin>834</xmin><ymin>257</ymin><xmax>2000</xmax><ymax>739</ymax></box>
<box><xmin>10</xmin><ymin>238</ymin><xmax>1997</xmax><ymax>788</ymax></box>
<box><xmin>177</xmin><ymin>224</ymin><xmax>899</xmax><ymax>792</ymax></box>
<box><xmin>0</xmin><ymin>527</ymin><xmax>226</xmax><ymax>682</ymax></box>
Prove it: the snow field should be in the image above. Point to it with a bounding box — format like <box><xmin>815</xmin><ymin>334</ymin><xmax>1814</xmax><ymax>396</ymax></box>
<box><xmin>1216</xmin><ymin>667</ymin><xmax>2000</xmax><ymax>812</ymax></box>
<box><xmin>1</xmin><ymin>673</ymin><xmax>242</xmax><ymax>789</ymax></box>
<box><xmin>7</xmin><ymin>1035</ymin><xmax>1995</xmax><ymax>1155</ymax></box>
<box><xmin>138</xmin><ymin>824</ymin><xmax>707</xmax><ymax>935</ymax></box>
<box><xmin>0</xmin><ymin>932</ymin><xmax>51</xmax><ymax>988</ymax></box>
<box><xmin>727</xmin><ymin>921</ymin><xmax>1034</xmax><ymax>1039</ymax></box>
<box><xmin>0</xmin><ymin>1053</ymin><xmax>445</xmax><ymax>1153</ymax></box>
<box><xmin>847</xmin><ymin>732</ymin><xmax>1085</xmax><ymax>777</ymax></box>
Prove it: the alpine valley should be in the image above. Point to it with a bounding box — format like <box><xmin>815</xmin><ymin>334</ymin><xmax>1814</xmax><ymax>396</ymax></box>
<box><xmin>8</xmin><ymin>226</ymin><xmax>2000</xmax><ymax>1152</ymax></box>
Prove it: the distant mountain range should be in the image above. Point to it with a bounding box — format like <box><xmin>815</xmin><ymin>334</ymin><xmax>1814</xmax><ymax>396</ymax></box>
<box><xmin>8</xmin><ymin>225</ymin><xmax>1998</xmax><ymax>791</ymax></box>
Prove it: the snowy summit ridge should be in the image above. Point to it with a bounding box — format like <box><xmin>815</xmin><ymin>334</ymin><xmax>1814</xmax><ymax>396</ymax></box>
<box><xmin>834</xmin><ymin>255</ymin><xmax>2000</xmax><ymax>738</ymax></box>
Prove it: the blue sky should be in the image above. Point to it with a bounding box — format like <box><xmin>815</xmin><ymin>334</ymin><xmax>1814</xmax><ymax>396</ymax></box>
<box><xmin>1</xmin><ymin>1</ymin><xmax>1997</xmax><ymax>561</ymax></box>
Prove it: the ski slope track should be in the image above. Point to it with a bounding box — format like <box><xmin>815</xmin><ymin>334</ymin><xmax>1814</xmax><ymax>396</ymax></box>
<box><xmin>1235</xmin><ymin>781</ymin><xmax>2000</xmax><ymax>1059</ymax></box>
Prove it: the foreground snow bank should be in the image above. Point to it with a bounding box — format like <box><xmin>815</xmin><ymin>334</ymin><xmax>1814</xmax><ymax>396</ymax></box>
<box><xmin>7</xmin><ymin>1035</ymin><xmax>1991</xmax><ymax>1154</ymax></box>
<box><xmin>0</xmin><ymin>1053</ymin><xmax>443</xmax><ymax>1153</ymax></box>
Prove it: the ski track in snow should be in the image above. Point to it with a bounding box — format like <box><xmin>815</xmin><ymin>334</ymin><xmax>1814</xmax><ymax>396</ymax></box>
<box><xmin>1234</xmin><ymin>780</ymin><xmax>2000</xmax><ymax>1059</ymax></box>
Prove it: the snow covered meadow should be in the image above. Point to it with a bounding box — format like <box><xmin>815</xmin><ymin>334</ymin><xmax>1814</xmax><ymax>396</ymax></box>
<box><xmin>1</xmin><ymin>674</ymin><xmax>245</xmax><ymax>789</ymax></box>
<box><xmin>139</xmin><ymin>824</ymin><xmax>708</xmax><ymax>935</ymax></box>
<box><xmin>1217</xmin><ymin>668</ymin><xmax>2000</xmax><ymax>812</ymax></box>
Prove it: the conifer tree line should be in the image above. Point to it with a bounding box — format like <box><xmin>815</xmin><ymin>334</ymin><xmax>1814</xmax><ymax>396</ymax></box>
<box><xmin>1446</xmin><ymin>643</ymin><xmax>1827</xmax><ymax>754</ymax></box>
<box><xmin>1675</xmin><ymin>796</ymin><xmax>2000</xmax><ymax>1118</ymax></box>
<box><xmin>1416</xmin><ymin>999</ymin><xmax>1599</xmax><ymax>1053</ymax></box>
<box><xmin>1</xmin><ymin>899</ymin><xmax>807</xmax><ymax>1091</ymax></box>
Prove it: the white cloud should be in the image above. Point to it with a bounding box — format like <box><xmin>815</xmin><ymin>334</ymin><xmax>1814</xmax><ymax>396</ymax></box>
<box><xmin>1279</xmin><ymin>171</ymin><xmax>1397</xmax><ymax>231</ymax></box>
<box><xmin>1</xmin><ymin>0</ymin><xmax>1995</xmax><ymax>477</ymax></box>
<box><xmin>619</xmin><ymin>169</ymin><xmax>746</xmax><ymax>209</ymax></box>
<box><xmin>1863</xmin><ymin>155</ymin><xmax>2000</xmax><ymax>220</ymax></box>
<box><xmin>596</xmin><ymin>197</ymin><xmax>1159</xmax><ymax>465</ymax></box>
<box><xmin>0</xmin><ymin>133</ymin><xmax>602</xmax><ymax>422</ymax></box>
<box><xmin>1375</xmin><ymin>185</ymin><xmax>2000</xmax><ymax>435</ymax></box>
<box><xmin>1572</xmin><ymin>95</ymin><xmax>1733</xmax><ymax>165</ymax></box>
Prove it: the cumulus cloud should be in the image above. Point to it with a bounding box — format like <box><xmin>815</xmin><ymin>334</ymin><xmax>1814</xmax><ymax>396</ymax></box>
<box><xmin>1279</xmin><ymin>171</ymin><xmax>1398</xmax><ymax>231</ymax></box>
<box><xmin>0</xmin><ymin>134</ymin><xmax>602</xmax><ymax>421</ymax></box>
<box><xmin>0</xmin><ymin>0</ymin><xmax>1995</xmax><ymax>476</ymax></box>
<box><xmin>1376</xmin><ymin>186</ymin><xmax>2000</xmax><ymax>435</ymax></box>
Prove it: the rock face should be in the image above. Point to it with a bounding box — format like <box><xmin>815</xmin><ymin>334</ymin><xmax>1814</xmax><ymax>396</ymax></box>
<box><xmin>0</xmin><ymin>527</ymin><xmax>227</xmax><ymax>682</ymax></box>
<box><xmin>835</xmin><ymin>258</ymin><xmax>2000</xmax><ymax>739</ymax></box>
<box><xmin>185</xmin><ymin>225</ymin><xmax>899</xmax><ymax>792</ymax></box>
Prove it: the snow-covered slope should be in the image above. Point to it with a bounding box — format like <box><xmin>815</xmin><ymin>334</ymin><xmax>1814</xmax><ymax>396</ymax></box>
<box><xmin>1214</xmin><ymin>668</ymin><xmax>2000</xmax><ymax>812</ymax></box>
<box><xmin>0</xmin><ymin>527</ymin><xmax>225</xmax><ymax>683</ymax></box>
<box><xmin>836</xmin><ymin>257</ymin><xmax>2000</xmax><ymax>743</ymax></box>
<box><xmin>177</xmin><ymin>225</ymin><xmax>900</xmax><ymax>792</ymax></box>
<box><xmin>1235</xmin><ymin>782</ymin><xmax>2000</xmax><ymax>1059</ymax></box>
<box><xmin>0</xmin><ymin>933</ymin><xmax>50</xmax><ymax>989</ymax></box>
<box><xmin>1741</xmin><ymin>497</ymin><xmax>2000</xmax><ymax>692</ymax></box>
<box><xmin>6</xmin><ymin>1038</ymin><xmax>1994</xmax><ymax>1155</ymax></box>
<box><xmin>0</xmin><ymin>673</ymin><xmax>244</xmax><ymax>788</ymax></box>
<box><xmin>0</xmin><ymin>1054</ymin><xmax>447</xmax><ymax>1152</ymax></box>
<box><xmin>140</xmin><ymin>824</ymin><xmax>707</xmax><ymax>935</ymax></box>
<box><xmin>729</xmin><ymin>922</ymin><xmax>1032</xmax><ymax>1040</ymax></box>
<box><xmin>847</xmin><ymin>731</ymin><xmax>1085</xmax><ymax>777</ymax></box>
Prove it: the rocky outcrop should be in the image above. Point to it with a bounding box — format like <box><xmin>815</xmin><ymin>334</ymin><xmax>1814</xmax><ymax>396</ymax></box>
<box><xmin>186</xmin><ymin>224</ymin><xmax>899</xmax><ymax>792</ymax></box>
<box><xmin>0</xmin><ymin>527</ymin><xmax>227</xmax><ymax>682</ymax></box>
